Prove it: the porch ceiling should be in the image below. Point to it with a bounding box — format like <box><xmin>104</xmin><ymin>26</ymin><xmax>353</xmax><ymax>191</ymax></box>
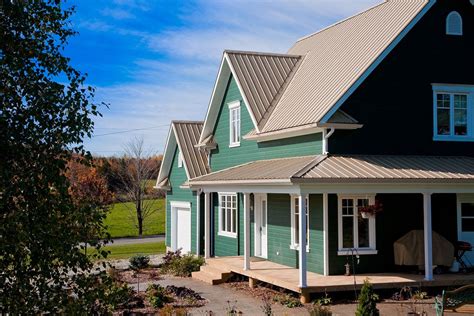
<box><xmin>188</xmin><ymin>155</ymin><xmax>474</xmax><ymax>185</ymax></box>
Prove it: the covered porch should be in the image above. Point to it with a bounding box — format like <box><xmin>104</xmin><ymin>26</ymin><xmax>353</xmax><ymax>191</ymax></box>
<box><xmin>189</xmin><ymin>155</ymin><xmax>474</xmax><ymax>302</ymax></box>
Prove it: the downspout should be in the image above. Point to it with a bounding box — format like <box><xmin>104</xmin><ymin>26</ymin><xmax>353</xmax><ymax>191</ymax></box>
<box><xmin>322</xmin><ymin>128</ymin><xmax>335</xmax><ymax>155</ymax></box>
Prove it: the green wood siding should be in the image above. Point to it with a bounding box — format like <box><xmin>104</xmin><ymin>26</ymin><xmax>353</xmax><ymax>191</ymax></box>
<box><xmin>165</xmin><ymin>146</ymin><xmax>198</xmax><ymax>254</ymax></box>
<box><xmin>327</xmin><ymin>193</ymin><xmax>458</xmax><ymax>275</ymax></box>
<box><xmin>266</xmin><ymin>194</ymin><xmax>324</xmax><ymax>274</ymax></box>
<box><xmin>210</xmin><ymin>75</ymin><xmax>323</xmax><ymax>172</ymax></box>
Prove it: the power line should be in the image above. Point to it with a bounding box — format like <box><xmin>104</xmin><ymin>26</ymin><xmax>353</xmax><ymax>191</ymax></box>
<box><xmin>92</xmin><ymin>124</ymin><xmax>169</xmax><ymax>137</ymax></box>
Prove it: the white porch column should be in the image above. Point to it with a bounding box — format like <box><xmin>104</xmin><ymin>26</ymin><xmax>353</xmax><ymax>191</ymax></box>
<box><xmin>323</xmin><ymin>193</ymin><xmax>329</xmax><ymax>276</ymax></box>
<box><xmin>196</xmin><ymin>192</ymin><xmax>201</xmax><ymax>256</ymax></box>
<box><xmin>423</xmin><ymin>192</ymin><xmax>433</xmax><ymax>281</ymax></box>
<box><xmin>299</xmin><ymin>194</ymin><xmax>308</xmax><ymax>288</ymax></box>
<box><xmin>244</xmin><ymin>193</ymin><xmax>251</xmax><ymax>270</ymax></box>
<box><xmin>204</xmin><ymin>192</ymin><xmax>211</xmax><ymax>259</ymax></box>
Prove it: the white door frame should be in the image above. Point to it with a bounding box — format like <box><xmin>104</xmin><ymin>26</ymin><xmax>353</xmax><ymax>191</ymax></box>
<box><xmin>457</xmin><ymin>194</ymin><xmax>474</xmax><ymax>241</ymax></box>
<box><xmin>254</xmin><ymin>193</ymin><xmax>268</xmax><ymax>258</ymax></box>
<box><xmin>170</xmin><ymin>201</ymin><xmax>191</xmax><ymax>252</ymax></box>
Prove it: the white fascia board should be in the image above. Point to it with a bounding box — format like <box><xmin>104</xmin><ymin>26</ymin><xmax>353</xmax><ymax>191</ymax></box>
<box><xmin>156</xmin><ymin>124</ymin><xmax>177</xmax><ymax>185</ymax></box>
<box><xmin>319</xmin><ymin>0</ymin><xmax>436</xmax><ymax>124</ymax></box>
<box><xmin>171</xmin><ymin>124</ymin><xmax>191</xmax><ymax>181</ymax></box>
<box><xmin>224</xmin><ymin>52</ymin><xmax>260</xmax><ymax>133</ymax></box>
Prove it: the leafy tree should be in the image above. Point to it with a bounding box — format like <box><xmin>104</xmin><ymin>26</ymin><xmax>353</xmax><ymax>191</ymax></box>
<box><xmin>356</xmin><ymin>279</ymin><xmax>380</xmax><ymax>316</ymax></box>
<box><xmin>0</xmin><ymin>0</ymin><xmax>113</xmax><ymax>313</ymax></box>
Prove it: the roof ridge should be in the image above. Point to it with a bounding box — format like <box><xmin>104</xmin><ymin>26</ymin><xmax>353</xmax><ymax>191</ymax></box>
<box><xmin>291</xmin><ymin>1</ymin><xmax>390</xmax><ymax>46</ymax></box>
<box><xmin>172</xmin><ymin>120</ymin><xmax>204</xmax><ymax>125</ymax></box>
<box><xmin>292</xmin><ymin>155</ymin><xmax>328</xmax><ymax>178</ymax></box>
<box><xmin>225</xmin><ymin>49</ymin><xmax>302</xmax><ymax>59</ymax></box>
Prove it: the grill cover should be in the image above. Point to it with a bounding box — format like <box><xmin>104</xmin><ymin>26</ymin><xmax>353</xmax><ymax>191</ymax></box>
<box><xmin>394</xmin><ymin>230</ymin><xmax>454</xmax><ymax>267</ymax></box>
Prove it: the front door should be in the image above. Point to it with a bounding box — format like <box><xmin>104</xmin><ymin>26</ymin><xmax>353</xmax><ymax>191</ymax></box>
<box><xmin>254</xmin><ymin>194</ymin><xmax>268</xmax><ymax>258</ymax></box>
<box><xmin>458</xmin><ymin>194</ymin><xmax>474</xmax><ymax>266</ymax></box>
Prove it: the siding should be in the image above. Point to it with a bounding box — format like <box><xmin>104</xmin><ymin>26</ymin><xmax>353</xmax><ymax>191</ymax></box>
<box><xmin>266</xmin><ymin>194</ymin><xmax>324</xmax><ymax>274</ymax></box>
<box><xmin>166</xmin><ymin>146</ymin><xmax>198</xmax><ymax>254</ymax></box>
<box><xmin>327</xmin><ymin>193</ymin><xmax>457</xmax><ymax>275</ymax></box>
<box><xmin>210</xmin><ymin>75</ymin><xmax>323</xmax><ymax>172</ymax></box>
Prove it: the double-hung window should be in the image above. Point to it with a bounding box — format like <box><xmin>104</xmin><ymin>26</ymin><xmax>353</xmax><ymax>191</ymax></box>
<box><xmin>228</xmin><ymin>101</ymin><xmax>241</xmax><ymax>147</ymax></box>
<box><xmin>338</xmin><ymin>195</ymin><xmax>377</xmax><ymax>255</ymax></box>
<box><xmin>218</xmin><ymin>193</ymin><xmax>237</xmax><ymax>238</ymax></box>
<box><xmin>290</xmin><ymin>195</ymin><xmax>309</xmax><ymax>251</ymax></box>
<box><xmin>433</xmin><ymin>84</ymin><xmax>474</xmax><ymax>141</ymax></box>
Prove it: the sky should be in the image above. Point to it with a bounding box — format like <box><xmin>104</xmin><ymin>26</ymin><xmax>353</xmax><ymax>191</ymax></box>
<box><xmin>68</xmin><ymin>0</ymin><xmax>380</xmax><ymax>156</ymax></box>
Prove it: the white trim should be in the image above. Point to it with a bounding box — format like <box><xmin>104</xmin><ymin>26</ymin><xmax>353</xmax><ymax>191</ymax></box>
<box><xmin>229</xmin><ymin>101</ymin><xmax>241</xmax><ymax>148</ymax></box>
<box><xmin>290</xmin><ymin>194</ymin><xmax>310</xmax><ymax>252</ymax></box>
<box><xmin>244</xmin><ymin>193</ymin><xmax>251</xmax><ymax>270</ymax></box>
<box><xmin>323</xmin><ymin>193</ymin><xmax>329</xmax><ymax>276</ymax></box>
<box><xmin>423</xmin><ymin>193</ymin><xmax>433</xmax><ymax>281</ymax></box>
<box><xmin>196</xmin><ymin>193</ymin><xmax>201</xmax><ymax>256</ymax></box>
<box><xmin>432</xmin><ymin>84</ymin><xmax>474</xmax><ymax>142</ymax></box>
<box><xmin>446</xmin><ymin>11</ymin><xmax>463</xmax><ymax>36</ymax></box>
<box><xmin>204</xmin><ymin>193</ymin><xmax>211</xmax><ymax>259</ymax></box>
<box><xmin>298</xmin><ymin>194</ymin><xmax>308</xmax><ymax>288</ymax></box>
<box><xmin>156</xmin><ymin>124</ymin><xmax>177</xmax><ymax>185</ymax></box>
<box><xmin>172</xmin><ymin>124</ymin><xmax>192</xmax><ymax>180</ymax></box>
<box><xmin>254</xmin><ymin>193</ymin><xmax>269</xmax><ymax>258</ymax></box>
<box><xmin>337</xmin><ymin>194</ymin><xmax>377</xmax><ymax>254</ymax></box>
<box><xmin>218</xmin><ymin>192</ymin><xmax>238</xmax><ymax>238</ymax></box>
<box><xmin>457</xmin><ymin>194</ymin><xmax>474</xmax><ymax>242</ymax></box>
<box><xmin>170</xmin><ymin>201</ymin><xmax>191</xmax><ymax>209</ymax></box>
<box><xmin>177</xmin><ymin>151</ymin><xmax>183</xmax><ymax>168</ymax></box>
<box><xmin>169</xmin><ymin>201</ymin><xmax>192</xmax><ymax>252</ymax></box>
<box><xmin>320</xmin><ymin>0</ymin><xmax>436</xmax><ymax>124</ymax></box>
<box><xmin>337</xmin><ymin>249</ymin><xmax>378</xmax><ymax>256</ymax></box>
<box><xmin>228</xmin><ymin>100</ymin><xmax>241</xmax><ymax>110</ymax></box>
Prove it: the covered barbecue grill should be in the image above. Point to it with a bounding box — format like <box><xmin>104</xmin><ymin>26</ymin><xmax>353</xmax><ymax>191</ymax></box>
<box><xmin>394</xmin><ymin>230</ymin><xmax>454</xmax><ymax>267</ymax></box>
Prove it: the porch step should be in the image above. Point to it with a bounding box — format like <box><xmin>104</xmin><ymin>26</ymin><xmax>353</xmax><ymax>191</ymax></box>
<box><xmin>192</xmin><ymin>263</ymin><xmax>233</xmax><ymax>285</ymax></box>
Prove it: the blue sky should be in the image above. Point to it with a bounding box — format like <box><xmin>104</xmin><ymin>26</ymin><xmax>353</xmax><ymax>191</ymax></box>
<box><xmin>69</xmin><ymin>0</ymin><xmax>380</xmax><ymax>156</ymax></box>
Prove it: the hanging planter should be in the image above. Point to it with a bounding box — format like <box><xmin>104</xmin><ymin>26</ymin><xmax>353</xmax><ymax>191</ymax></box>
<box><xmin>358</xmin><ymin>200</ymin><xmax>383</xmax><ymax>219</ymax></box>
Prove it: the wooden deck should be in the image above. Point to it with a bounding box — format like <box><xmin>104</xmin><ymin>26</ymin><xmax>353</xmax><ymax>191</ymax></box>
<box><xmin>206</xmin><ymin>256</ymin><xmax>474</xmax><ymax>294</ymax></box>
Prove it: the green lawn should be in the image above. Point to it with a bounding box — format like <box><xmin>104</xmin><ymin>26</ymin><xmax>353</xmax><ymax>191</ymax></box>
<box><xmin>104</xmin><ymin>199</ymin><xmax>165</xmax><ymax>238</ymax></box>
<box><xmin>89</xmin><ymin>241</ymin><xmax>166</xmax><ymax>260</ymax></box>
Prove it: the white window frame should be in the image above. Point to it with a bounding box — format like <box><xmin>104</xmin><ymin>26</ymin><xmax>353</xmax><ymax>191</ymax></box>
<box><xmin>177</xmin><ymin>151</ymin><xmax>183</xmax><ymax>168</ymax></box>
<box><xmin>433</xmin><ymin>84</ymin><xmax>474</xmax><ymax>142</ymax></box>
<box><xmin>218</xmin><ymin>193</ymin><xmax>238</xmax><ymax>238</ymax></box>
<box><xmin>228</xmin><ymin>101</ymin><xmax>241</xmax><ymax>148</ymax></box>
<box><xmin>290</xmin><ymin>195</ymin><xmax>310</xmax><ymax>252</ymax></box>
<box><xmin>446</xmin><ymin>11</ymin><xmax>463</xmax><ymax>36</ymax></box>
<box><xmin>337</xmin><ymin>194</ymin><xmax>377</xmax><ymax>256</ymax></box>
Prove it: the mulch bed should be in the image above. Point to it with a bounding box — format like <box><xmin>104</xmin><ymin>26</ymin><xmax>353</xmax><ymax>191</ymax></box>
<box><xmin>115</xmin><ymin>268</ymin><xmax>161</xmax><ymax>284</ymax></box>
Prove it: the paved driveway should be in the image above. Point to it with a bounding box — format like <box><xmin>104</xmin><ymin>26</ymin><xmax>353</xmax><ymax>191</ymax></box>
<box><xmin>111</xmin><ymin>234</ymin><xmax>165</xmax><ymax>246</ymax></box>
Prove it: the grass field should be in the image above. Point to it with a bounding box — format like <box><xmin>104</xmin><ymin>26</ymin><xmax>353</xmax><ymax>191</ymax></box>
<box><xmin>88</xmin><ymin>241</ymin><xmax>166</xmax><ymax>260</ymax></box>
<box><xmin>104</xmin><ymin>199</ymin><xmax>165</xmax><ymax>238</ymax></box>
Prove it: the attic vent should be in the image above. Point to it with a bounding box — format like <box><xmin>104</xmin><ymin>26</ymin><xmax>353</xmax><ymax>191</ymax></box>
<box><xmin>446</xmin><ymin>11</ymin><xmax>463</xmax><ymax>35</ymax></box>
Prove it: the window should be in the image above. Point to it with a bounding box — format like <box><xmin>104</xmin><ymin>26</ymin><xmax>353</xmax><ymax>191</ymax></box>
<box><xmin>446</xmin><ymin>11</ymin><xmax>462</xmax><ymax>36</ymax></box>
<box><xmin>433</xmin><ymin>85</ymin><xmax>474</xmax><ymax>141</ymax></box>
<box><xmin>177</xmin><ymin>151</ymin><xmax>183</xmax><ymax>168</ymax></box>
<box><xmin>338</xmin><ymin>195</ymin><xmax>377</xmax><ymax>255</ymax></box>
<box><xmin>228</xmin><ymin>101</ymin><xmax>241</xmax><ymax>147</ymax></box>
<box><xmin>218</xmin><ymin>193</ymin><xmax>237</xmax><ymax>237</ymax></box>
<box><xmin>461</xmin><ymin>202</ymin><xmax>474</xmax><ymax>232</ymax></box>
<box><xmin>290</xmin><ymin>195</ymin><xmax>309</xmax><ymax>251</ymax></box>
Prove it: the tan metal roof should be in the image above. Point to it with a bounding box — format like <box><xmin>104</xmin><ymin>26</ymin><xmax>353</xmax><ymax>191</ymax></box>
<box><xmin>226</xmin><ymin>50</ymin><xmax>302</xmax><ymax>127</ymax></box>
<box><xmin>300</xmin><ymin>155</ymin><xmax>474</xmax><ymax>183</ymax></box>
<box><xmin>189</xmin><ymin>156</ymin><xmax>316</xmax><ymax>184</ymax></box>
<box><xmin>172</xmin><ymin>121</ymin><xmax>210</xmax><ymax>179</ymax></box>
<box><xmin>189</xmin><ymin>155</ymin><xmax>474</xmax><ymax>185</ymax></box>
<box><xmin>261</xmin><ymin>0</ymin><xmax>431</xmax><ymax>133</ymax></box>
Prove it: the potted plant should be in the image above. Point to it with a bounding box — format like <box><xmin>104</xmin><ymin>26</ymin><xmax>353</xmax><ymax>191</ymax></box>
<box><xmin>358</xmin><ymin>200</ymin><xmax>383</xmax><ymax>219</ymax></box>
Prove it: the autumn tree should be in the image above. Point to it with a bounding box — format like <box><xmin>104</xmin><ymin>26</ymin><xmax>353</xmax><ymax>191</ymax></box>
<box><xmin>0</xmin><ymin>0</ymin><xmax>114</xmax><ymax>313</ymax></box>
<box><xmin>119</xmin><ymin>136</ymin><xmax>160</xmax><ymax>236</ymax></box>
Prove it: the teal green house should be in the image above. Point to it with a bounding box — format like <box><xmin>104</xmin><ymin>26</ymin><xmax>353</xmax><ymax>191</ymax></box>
<box><xmin>156</xmin><ymin>0</ymin><xmax>474</xmax><ymax>301</ymax></box>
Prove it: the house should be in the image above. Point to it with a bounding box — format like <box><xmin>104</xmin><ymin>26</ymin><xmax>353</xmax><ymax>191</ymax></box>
<box><xmin>156</xmin><ymin>0</ymin><xmax>474</xmax><ymax>302</ymax></box>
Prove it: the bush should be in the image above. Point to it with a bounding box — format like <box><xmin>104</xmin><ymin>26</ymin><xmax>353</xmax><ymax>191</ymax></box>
<box><xmin>160</xmin><ymin>251</ymin><xmax>205</xmax><ymax>277</ymax></box>
<box><xmin>146</xmin><ymin>284</ymin><xmax>173</xmax><ymax>308</ymax></box>
<box><xmin>356</xmin><ymin>279</ymin><xmax>380</xmax><ymax>316</ymax></box>
<box><xmin>273</xmin><ymin>294</ymin><xmax>303</xmax><ymax>308</ymax></box>
<box><xmin>129</xmin><ymin>254</ymin><xmax>150</xmax><ymax>270</ymax></box>
<box><xmin>106</xmin><ymin>282</ymin><xmax>137</xmax><ymax>310</ymax></box>
<box><xmin>310</xmin><ymin>304</ymin><xmax>332</xmax><ymax>316</ymax></box>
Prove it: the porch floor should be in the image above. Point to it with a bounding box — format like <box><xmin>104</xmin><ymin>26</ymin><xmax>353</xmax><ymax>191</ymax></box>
<box><xmin>206</xmin><ymin>256</ymin><xmax>474</xmax><ymax>294</ymax></box>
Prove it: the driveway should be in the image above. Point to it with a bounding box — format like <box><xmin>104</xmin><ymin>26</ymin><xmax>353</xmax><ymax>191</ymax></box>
<box><xmin>111</xmin><ymin>234</ymin><xmax>165</xmax><ymax>246</ymax></box>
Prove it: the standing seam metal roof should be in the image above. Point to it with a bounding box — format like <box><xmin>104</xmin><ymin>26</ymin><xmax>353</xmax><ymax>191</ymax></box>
<box><xmin>172</xmin><ymin>121</ymin><xmax>210</xmax><ymax>179</ymax></box>
<box><xmin>261</xmin><ymin>0</ymin><xmax>430</xmax><ymax>133</ymax></box>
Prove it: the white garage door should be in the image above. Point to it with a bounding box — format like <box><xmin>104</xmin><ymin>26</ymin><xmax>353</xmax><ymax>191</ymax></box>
<box><xmin>170</xmin><ymin>201</ymin><xmax>191</xmax><ymax>254</ymax></box>
<box><xmin>176</xmin><ymin>207</ymin><xmax>191</xmax><ymax>254</ymax></box>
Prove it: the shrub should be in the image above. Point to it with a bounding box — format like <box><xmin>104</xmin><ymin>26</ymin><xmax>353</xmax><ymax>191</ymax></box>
<box><xmin>146</xmin><ymin>284</ymin><xmax>173</xmax><ymax>308</ymax></box>
<box><xmin>356</xmin><ymin>279</ymin><xmax>380</xmax><ymax>316</ymax></box>
<box><xmin>260</xmin><ymin>293</ymin><xmax>274</xmax><ymax>316</ymax></box>
<box><xmin>310</xmin><ymin>304</ymin><xmax>332</xmax><ymax>316</ymax></box>
<box><xmin>161</xmin><ymin>252</ymin><xmax>205</xmax><ymax>277</ymax></box>
<box><xmin>165</xmin><ymin>285</ymin><xmax>203</xmax><ymax>301</ymax></box>
<box><xmin>129</xmin><ymin>254</ymin><xmax>150</xmax><ymax>270</ymax></box>
<box><xmin>106</xmin><ymin>282</ymin><xmax>136</xmax><ymax>310</ymax></box>
<box><xmin>162</xmin><ymin>249</ymin><xmax>183</xmax><ymax>266</ymax></box>
<box><xmin>315</xmin><ymin>292</ymin><xmax>332</xmax><ymax>306</ymax></box>
<box><xmin>160</xmin><ymin>305</ymin><xmax>189</xmax><ymax>316</ymax></box>
<box><xmin>273</xmin><ymin>294</ymin><xmax>303</xmax><ymax>308</ymax></box>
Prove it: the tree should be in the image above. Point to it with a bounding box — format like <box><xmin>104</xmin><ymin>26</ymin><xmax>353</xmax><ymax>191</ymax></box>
<box><xmin>356</xmin><ymin>279</ymin><xmax>380</xmax><ymax>316</ymax></box>
<box><xmin>119</xmin><ymin>136</ymin><xmax>160</xmax><ymax>236</ymax></box>
<box><xmin>0</xmin><ymin>1</ymin><xmax>113</xmax><ymax>313</ymax></box>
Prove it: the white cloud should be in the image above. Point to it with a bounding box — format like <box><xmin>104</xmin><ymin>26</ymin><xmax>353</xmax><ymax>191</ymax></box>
<box><xmin>84</xmin><ymin>0</ymin><xmax>381</xmax><ymax>156</ymax></box>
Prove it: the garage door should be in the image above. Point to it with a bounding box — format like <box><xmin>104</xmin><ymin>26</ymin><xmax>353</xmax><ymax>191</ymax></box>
<box><xmin>176</xmin><ymin>207</ymin><xmax>191</xmax><ymax>254</ymax></box>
